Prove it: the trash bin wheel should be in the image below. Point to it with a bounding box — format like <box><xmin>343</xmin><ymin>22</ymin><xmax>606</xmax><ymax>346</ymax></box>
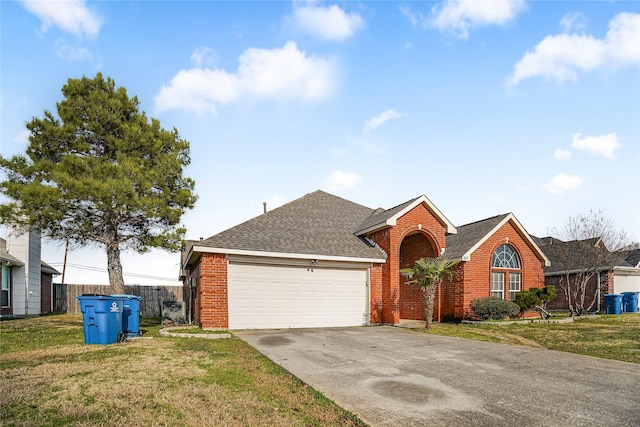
<box><xmin>117</xmin><ymin>332</ymin><xmax>127</xmax><ymax>343</ymax></box>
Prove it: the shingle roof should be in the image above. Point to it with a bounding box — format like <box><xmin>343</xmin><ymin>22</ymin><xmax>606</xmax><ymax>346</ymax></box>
<box><xmin>444</xmin><ymin>214</ymin><xmax>510</xmax><ymax>259</ymax></box>
<box><xmin>0</xmin><ymin>237</ymin><xmax>23</xmax><ymax>265</ymax></box>
<box><xmin>356</xmin><ymin>197</ymin><xmax>420</xmax><ymax>233</ymax></box>
<box><xmin>194</xmin><ymin>190</ymin><xmax>385</xmax><ymax>261</ymax></box>
<box><xmin>622</xmin><ymin>248</ymin><xmax>640</xmax><ymax>268</ymax></box>
<box><xmin>531</xmin><ymin>236</ymin><xmax>626</xmax><ymax>274</ymax></box>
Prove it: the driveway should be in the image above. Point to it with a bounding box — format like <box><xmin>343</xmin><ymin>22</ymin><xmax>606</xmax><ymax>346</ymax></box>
<box><xmin>235</xmin><ymin>326</ymin><xmax>640</xmax><ymax>426</ymax></box>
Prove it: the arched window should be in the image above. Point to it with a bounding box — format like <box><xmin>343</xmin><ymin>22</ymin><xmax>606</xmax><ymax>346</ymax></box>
<box><xmin>492</xmin><ymin>244</ymin><xmax>521</xmax><ymax>269</ymax></box>
<box><xmin>491</xmin><ymin>244</ymin><xmax>521</xmax><ymax>300</ymax></box>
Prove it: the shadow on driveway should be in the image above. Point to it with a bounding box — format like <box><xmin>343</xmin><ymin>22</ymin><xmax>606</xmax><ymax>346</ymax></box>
<box><xmin>235</xmin><ymin>326</ymin><xmax>640</xmax><ymax>427</ymax></box>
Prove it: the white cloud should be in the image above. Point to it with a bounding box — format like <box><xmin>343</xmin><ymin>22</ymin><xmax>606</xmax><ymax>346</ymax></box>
<box><xmin>190</xmin><ymin>47</ymin><xmax>217</xmax><ymax>67</ymax></box>
<box><xmin>554</xmin><ymin>148</ymin><xmax>572</xmax><ymax>160</ymax></box>
<box><xmin>56</xmin><ymin>43</ymin><xmax>92</xmax><ymax>61</ymax></box>
<box><xmin>543</xmin><ymin>173</ymin><xmax>584</xmax><ymax>194</ymax></box>
<box><xmin>363</xmin><ymin>109</ymin><xmax>404</xmax><ymax>133</ymax></box>
<box><xmin>20</xmin><ymin>0</ymin><xmax>102</xmax><ymax>39</ymax></box>
<box><xmin>560</xmin><ymin>12</ymin><xmax>588</xmax><ymax>33</ymax></box>
<box><xmin>291</xmin><ymin>2</ymin><xmax>364</xmax><ymax>42</ymax></box>
<box><xmin>155</xmin><ymin>41</ymin><xmax>335</xmax><ymax>115</ymax></box>
<box><xmin>13</xmin><ymin>130</ymin><xmax>31</xmax><ymax>144</ymax></box>
<box><xmin>402</xmin><ymin>0</ymin><xmax>525</xmax><ymax>39</ymax></box>
<box><xmin>508</xmin><ymin>12</ymin><xmax>640</xmax><ymax>86</ymax></box>
<box><xmin>323</xmin><ymin>170</ymin><xmax>362</xmax><ymax>192</ymax></box>
<box><xmin>572</xmin><ymin>132</ymin><xmax>622</xmax><ymax>159</ymax></box>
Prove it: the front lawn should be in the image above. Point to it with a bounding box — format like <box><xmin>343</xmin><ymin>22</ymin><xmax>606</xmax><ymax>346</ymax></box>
<box><xmin>0</xmin><ymin>315</ymin><xmax>366</xmax><ymax>427</ymax></box>
<box><xmin>422</xmin><ymin>313</ymin><xmax>640</xmax><ymax>363</ymax></box>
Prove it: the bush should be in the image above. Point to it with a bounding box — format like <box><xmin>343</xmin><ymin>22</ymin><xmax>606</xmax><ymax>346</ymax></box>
<box><xmin>470</xmin><ymin>296</ymin><xmax>520</xmax><ymax>320</ymax></box>
<box><xmin>515</xmin><ymin>286</ymin><xmax>558</xmax><ymax>314</ymax></box>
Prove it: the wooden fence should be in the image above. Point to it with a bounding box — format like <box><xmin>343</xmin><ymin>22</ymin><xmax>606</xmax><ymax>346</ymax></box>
<box><xmin>55</xmin><ymin>283</ymin><xmax>184</xmax><ymax>318</ymax></box>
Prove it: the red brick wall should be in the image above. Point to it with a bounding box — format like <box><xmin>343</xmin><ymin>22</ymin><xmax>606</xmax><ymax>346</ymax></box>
<box><xmin>40</xmin><ymin>273</ymin><xmax>52</xmax><ymax>314</ymax></box>
<box><xmin>545</xmin><ymin>271</ymin><xmax>612</xmax><ymax>312</ymax></box>
<box><xmin>369</xmin><ymin>263</ymin><xmax>383</xmax><ymax>324</ymax></box>
<box><xmin>368</xmin><ymin>203</ymin><xmax>447</xmax><ymax>324</ymax></box>
<box><xmin>198</xmin><ymin>253</ymin><xmax>228</xmax><ymax>329</ymax></box>
<box><xmin>399</xmin><ymin>233</ymin><xmax>438</xmax><ymax>320</ymax></box>
<box><xmin>455</xmin><ymin>220</ymin><xmax>545</xmax><ymax>319</ymax></box>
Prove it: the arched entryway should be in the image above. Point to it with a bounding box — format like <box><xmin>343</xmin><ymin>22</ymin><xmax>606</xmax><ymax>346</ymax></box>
<box><xmin>399</xmin><ymin>232</ymin><xmax>439</xmax><ymax>320</ymax></box>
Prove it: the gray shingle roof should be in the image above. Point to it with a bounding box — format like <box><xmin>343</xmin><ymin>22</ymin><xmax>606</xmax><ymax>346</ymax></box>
<box><xmin>444</xmin><ymin>214</ymin><xmax>510</xmax><ymax>259</ymax></box>
<box><xmin>532</xmin><ymin>236</ymin><xmax>617</xmax><ymax>274</ymax></box>
<box><xmin>196</xmin><ymin>190</ymin><xmax>386</xmax><ymax>260</ymax></box>
<box><xmin>355</xmin><ymin>197</ymin><xmax>420</xmax><ymax>233</ymax></box>
<box><xmin>0</xmin><ymin>237</ymin><xmax>23</xmax><ymax>265</ymax></box>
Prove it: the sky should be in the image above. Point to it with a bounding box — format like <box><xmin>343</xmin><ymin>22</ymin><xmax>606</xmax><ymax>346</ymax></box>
<box><xmin>1</xmin><ymin>0</ymin><xmax>639</xmax><ymax>287</ymax></box>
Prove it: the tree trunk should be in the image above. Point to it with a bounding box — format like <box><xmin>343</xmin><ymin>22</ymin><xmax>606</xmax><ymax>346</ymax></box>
<box><xmin>106</xmin><ymin>242</ymin><xmax>126</xmax><ymax>294</ymax></box>
<box><xmin>423</xmin><ymin>286</ymin><xmax>436</xmax><ymax>329</ymax></box>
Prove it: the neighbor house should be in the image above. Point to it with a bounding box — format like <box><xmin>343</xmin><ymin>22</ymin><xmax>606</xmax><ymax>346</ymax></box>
<box><xmin>1</xmin><ymin>228</ymin><xmax>60</xmax><ymax>318</ymax></box>
<box><xmin>181</xmin><ymin>190</ymin><xmax>549</xmax><ymax>329</ymax></box>
<box><xmin>533</xmin><ymin>236</ymin><xmax>640</xmax><ymax>312</ymax></box>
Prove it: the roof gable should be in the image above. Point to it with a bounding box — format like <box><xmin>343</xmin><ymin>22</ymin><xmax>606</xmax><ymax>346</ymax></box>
<box><xmin>185</xmin><ymin>190</ymin><xmax>386</xmax><ymax>266</ymax></box>
<box><xmin>355</xmin><ymin>195</ymin><xmax>456</xmax><ymax>235</ymax></box>
<box><xmin>446</xmin><ymin>213</ymin><xmax>550</xmax><ymax>266</ymax></box>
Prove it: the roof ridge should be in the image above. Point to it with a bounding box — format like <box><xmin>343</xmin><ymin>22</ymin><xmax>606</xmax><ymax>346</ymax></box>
<box><xmin>456</xmin><ymin>213</ymin><xmax>510</xmax><ymax>228</ymax></box>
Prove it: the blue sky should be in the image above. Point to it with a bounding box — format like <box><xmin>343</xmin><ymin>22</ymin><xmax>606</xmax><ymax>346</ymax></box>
<box><xmin>1</xmin><ymin>0</ymin><xmax>639</xmax><ymax>286</ymax></box>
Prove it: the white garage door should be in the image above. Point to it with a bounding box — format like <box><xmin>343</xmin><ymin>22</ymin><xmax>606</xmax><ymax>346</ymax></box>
<box><xmin>614</xmin><ymin>274</ymin><xmax>640</xmax><ymax>294</ymax></box>
<box><xmin>228</xmin><ymin>263</ymin><xmax>368</xmax><ymax>329</ymax></box>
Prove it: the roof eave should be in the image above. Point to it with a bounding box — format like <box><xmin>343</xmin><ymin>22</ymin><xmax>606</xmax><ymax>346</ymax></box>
<box><xmin>356</xmin><ymin>195</ymin><xmax>457</xmax><ymax>236</ymax></box>
<box><xmin>190</xmin><ymin>246</ymin><xmax>386</xmax><ymax>264</ymax></box>
<box><xmin>460</xmin><ymin>213</ymin><xmax>551</xmax><ymax>266</ymax></box>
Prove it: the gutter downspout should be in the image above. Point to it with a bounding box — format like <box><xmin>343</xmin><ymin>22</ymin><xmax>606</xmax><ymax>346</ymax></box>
<box><xmin>596</xmin><ymin>271</ymin><xmax>601</xmax><ymax>312</ymax></box>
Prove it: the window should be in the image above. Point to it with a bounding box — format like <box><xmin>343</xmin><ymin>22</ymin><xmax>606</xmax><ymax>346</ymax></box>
<box><xmin>491</xmin><ymin>272</ymin><xmax>504</xmax><ymax>298</ymax></box>
<box><xmin>492</xmin><ymin>244</ymin><xmax>521</xmax><ymax>269</ymax></box>
<box><xmin>1</xmin><ymin>264</ymin><xmax>9</xmax><ymax>307</ymax></box>
<box><xmin>509</xmin><ymin>273</ymin><xmax>521</xmax><ymax>300</ymax></box>
<box><xmin>491</xmin><ymin>244</ymin><xmax>521</xmax><ymax>300</ymax></box>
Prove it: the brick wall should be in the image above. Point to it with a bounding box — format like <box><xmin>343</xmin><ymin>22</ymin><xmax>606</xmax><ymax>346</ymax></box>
<box><xmin>40</xmin><ymin>273</ymin><xmax>52</xmax><ymax>314</ymax></box>
<box><xmin>368</xmin><ymin>203</ymin><xmax>447</xmax><ymax>324</ymax></box>
<box><xmin>399</xmin><ymin>233</ymin><xmax>438</xmax><ymax>320</ymax></box>
<box><xmin>545</xmin><ymin>271</ymin><xmax>612</xmax><ymax>312</ymax></box>
<box><xmin>456</xmin><ymin>220</ymin><xmax>546</xmax><ymax>319</ymax></box>
<box><xmin>198</xmin><ymin>253</ymin><xmax>228</xmax><ymax>329</ymax></box>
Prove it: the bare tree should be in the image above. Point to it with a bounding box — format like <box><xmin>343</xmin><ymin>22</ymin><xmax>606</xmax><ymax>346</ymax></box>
<box><xmin>547</xmin><ymin>210</ymin><xmax>631</xmax><ymax>316</ymax></box>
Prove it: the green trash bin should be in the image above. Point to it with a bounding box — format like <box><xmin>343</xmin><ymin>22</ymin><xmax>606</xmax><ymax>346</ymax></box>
<box><xmin>76</xmin><ymin>295</ymin><xmax>126</xmax><ymax>345</ymax></box>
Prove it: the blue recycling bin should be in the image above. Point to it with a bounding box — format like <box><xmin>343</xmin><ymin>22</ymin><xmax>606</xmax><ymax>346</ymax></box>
<box><xmin>621</xmin><ymin>292</ymin><xmax>639</xmax><ymax>313</ymax></box>
<box><xmin>75</xmin><ymin>295</ymin><xmax>125</xmax><ymax>344</ymax></box>
<box><xmin>604</xmin><ymin>294</ymin><xmax>623</xmax><ymax>315</ymax></box>
<box><xmin>111</xmin><ymin>294</ymin><xmax>142</xmax><ymax>337</ymax></box>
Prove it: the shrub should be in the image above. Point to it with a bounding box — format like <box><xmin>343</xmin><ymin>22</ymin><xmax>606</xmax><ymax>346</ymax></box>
<box><xmin>515</xmin><ymin>286</ymin><xmax>558</xmax><ymax>314</ymax></box>
<box><xmin>470</xmin><ymin>296</ymin><xmax>520</xmax><ymax>320</ymax></box>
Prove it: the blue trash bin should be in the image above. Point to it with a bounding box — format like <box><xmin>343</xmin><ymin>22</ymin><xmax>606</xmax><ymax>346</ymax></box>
<box><xmin>621</xmin><ymin>292</ymin><xmax>639</xmax><ymax>313</ymax></box>
<box><xmin>111</xmin><ymin>294</ymin><xmax>142</xmax><ymax>337</ymax></box>
<box><xmin>75</xmin><ymin>295</ymin><xmax>125</xmax><ymax>344</ymax></box>
<box><xmin>603</xmin><ymin>294</ymin><xmax>623</xmax><ymax>315</ymax></box>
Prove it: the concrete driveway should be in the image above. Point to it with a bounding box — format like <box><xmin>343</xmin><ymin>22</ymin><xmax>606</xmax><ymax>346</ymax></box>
<box><xmin>235</xmin><ymin>326</ymin><xmax>640</xmax><ymax>426</ymax></box>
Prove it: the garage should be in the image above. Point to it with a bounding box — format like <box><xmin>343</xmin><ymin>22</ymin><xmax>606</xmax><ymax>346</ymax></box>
<box><xmin>228</xmin><ymin>262</ymin><xmax>369</xmax><ymax>329</ymax></box>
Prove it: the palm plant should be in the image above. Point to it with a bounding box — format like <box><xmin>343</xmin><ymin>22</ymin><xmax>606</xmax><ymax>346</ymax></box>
<box><xmin>401</xmin><ymin>257</ymin><xmax>460</xmax><ymax>329</ymax></box>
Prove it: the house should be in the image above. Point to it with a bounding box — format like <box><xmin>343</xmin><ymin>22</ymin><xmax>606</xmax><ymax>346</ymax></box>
<box><xmin>181</xmin><ymin>190</ymin><xmax>549</xmax><ymax>329</ymax></box>
<box><xmin>533</xmin><ymin>236</ymin><xmax>640</xmax><ymax>312</ymax></box>
<box><xmin>1</xmin><ymin>228</ymin><xmax>60</xmax><ymax>318</ymax></box>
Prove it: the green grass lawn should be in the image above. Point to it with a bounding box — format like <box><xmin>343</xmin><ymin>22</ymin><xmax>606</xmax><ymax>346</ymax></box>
<box><xmin>0</xmin><ymin>315</ymin><xmax>366</xmax><ymax>427</ymax></box>
<box><xmin>421</xmin><ymin>313</ymin><xmax>640</xmax><ymax>363</ymax></box>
